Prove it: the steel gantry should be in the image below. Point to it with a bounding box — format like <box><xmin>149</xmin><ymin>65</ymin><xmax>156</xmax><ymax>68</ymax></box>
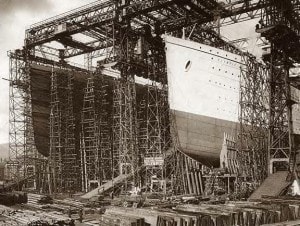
<box><xmin>22</xmin><ymin>0</ymin><xmax>269</xmax><ymax>61</ymax></box>
<box><xmin>239</xmin><ymin>55</ymin><xmax>269</xmax><ymax>184</ymax></box>
<box><xmin>8</xmin><ymin>0</ymin><xmax>300</xmax><ymax>194</ymax></box>
<box><xmin>258</xmin><ymin>0</ymin><xmax>300</xmax><ymax>174</ymax></box>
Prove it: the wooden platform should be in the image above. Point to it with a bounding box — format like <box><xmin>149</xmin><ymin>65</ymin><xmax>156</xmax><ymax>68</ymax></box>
<box><xmin>249</xmin><ymin>171</ymin><xmax>290</xmax><ymax>201</ymax></box>
<box><xmin>100</xmin><ymin>199</ymin><xmax>300</xmax><ymax>226</ymax></box>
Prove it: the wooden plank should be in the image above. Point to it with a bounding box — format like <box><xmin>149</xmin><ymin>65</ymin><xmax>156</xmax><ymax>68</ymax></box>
<box><xmin>199</xmin><ymin>171</ymin><xmax>204</xmax><ymax>194</ymax></box>
<box><xmin>191</xmin><ymin>160</ymin><xmax>200</xmax><ymax>195</ymax></box>
<box><xmin>185</xmin><ymin>156</ymin><xmax>193</xmax><ymax>194</ymax></box>
<box><xmin>261</xmin><ymin>219</ymin><xmax>300</xmax><ymax>225</ymax></box>
<box><xmin>189</xmin><ymin>160</ymin><xmax>197</xmax><ymax>195</ymax></box>
<box><xmin>194</xmin><ymin>169</ymin><xmax>200</xmax><ymax>195</ymax></box>
<box><xmin>181</xmin><ymin>157</ymin><xmax>188</xmax><ymax>195</ymax></box>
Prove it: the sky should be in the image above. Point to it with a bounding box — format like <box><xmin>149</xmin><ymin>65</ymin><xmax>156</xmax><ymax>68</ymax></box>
<box><xmin>0</xmin><ymin>1</ymin><xmax>262</xmax><ymax>144</ymax></box>
<box><xmin>0</xmin><ymin>0</ymin><xmax>96</xmax><ymax>144</ymax></box>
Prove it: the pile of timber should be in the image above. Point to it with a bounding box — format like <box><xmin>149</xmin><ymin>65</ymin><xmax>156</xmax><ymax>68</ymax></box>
<box><xmin>0</xmin><ymin>204</ymin><xmax>73</xmax><ymax>225</ymax></box>
<box><xmin>100</xmin><ymin>198</ymin><xmax>300</xmax><ymax>226</ymax></box>
<box><xmin>174</xmin><ymin>203</ymin><xmax>295</xmax><ymax>225</ymax></box>
<box><xmin>27</xmin><ymin>193</ymin><xmax>44</xmax><ymax>209</ymax></box>
<box><xmin>0</xmin><ymin>192</ymin><xmax>27</xmax><ymax>206</ymax></box>
<box><xmin>56</xmin><ymin>197</ymin><xmax>84</xmax><ymax>208</ymax></box>
<box><xmin>262</xmin><ymin>220</ymin><xmax>300</xmax><ymax>226</ymax></box>
<box><xmin>260</xmin><ymin>195</ymin><xmax>300</xmax><ymax>205</ymax></box>
<box><xmin>26</xmin><ymin>193</ymin><xmax>84</xmax><ymax>214</ymax></box>
<box><xmin>100</xmin><ymin>212</ymin><xmax>146</xmax><ymax>226</ymax></box>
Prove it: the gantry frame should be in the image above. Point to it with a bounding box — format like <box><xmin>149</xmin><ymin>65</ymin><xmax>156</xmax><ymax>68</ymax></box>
<box><xmin>239</xmin><ymin>54</ymin><xmax>269</xmax><ymax>184</ymax></box>
<box><xmin>23</xmin><ymin>0</ymin><xmax>269</xmax><ymax>61</ymax></box>
<box><xmin>258</xmin><ymin>0</ymin><xmax>300</xmax><ymax>174</ymax></box>
<box><xmin>8</xmin><ymin>0</ymin><xmax>300</xmax><ymax>193</ymax></box>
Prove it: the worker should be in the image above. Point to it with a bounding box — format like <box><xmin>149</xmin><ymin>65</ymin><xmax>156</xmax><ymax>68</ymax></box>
<box><xmin>68</xmin><ymin>207</ymin><xmax>72</xmax><ymax>218</ymax></box>
<box><xmin>245</xmin><ymin>0</ymin><xmax>250</xmax><ymax>8</ymax></box>
<box><xmin>258</xmin><ymin>19</ymin><xmax>264</xmax><ymax>27</ymax></box>
<box><xmin>110</xmin><ymin>190</ymin><xmax>114</xmax><ymax>199</ymax></box>
<box><xmin>255</xmin><ymin>23</ymin><xmax>260</xmax><ymax>31</ymax></box>
<box><xmin>57</xmin><ymin>220</ymin><xmax>64</xmax><ymax>226</ymax></box>
<box><xmin>78</xmin><ymin>208</ymin><xmax>83</xmax><ymax>223</ymax></box>
<box><xmin>69</xmin><ymin>219</ymin><xmax>75</xmax><ymax>226</ymax></box>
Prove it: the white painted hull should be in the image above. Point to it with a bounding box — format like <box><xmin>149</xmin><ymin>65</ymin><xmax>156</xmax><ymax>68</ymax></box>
<box><xmin>165</xmin><ymin>36</ymin><xmax>242</xmax><ymax>166</ymax></box>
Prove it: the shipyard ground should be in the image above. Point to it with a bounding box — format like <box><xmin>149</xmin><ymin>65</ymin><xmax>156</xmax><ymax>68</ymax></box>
<box><xmin>2</xmin><ymin>190</ymin><xmax>300</xmax><ymax>226</ymax></box>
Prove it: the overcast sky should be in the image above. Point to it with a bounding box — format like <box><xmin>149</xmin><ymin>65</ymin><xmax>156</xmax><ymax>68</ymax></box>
<box><xmin>0</xmin><ymin>1</ymin><xmax>261</xmax><ymax>144</ymax></box>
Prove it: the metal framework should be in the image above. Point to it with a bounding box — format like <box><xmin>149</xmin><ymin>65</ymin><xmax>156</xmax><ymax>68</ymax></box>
<box><xmin>138</xmin><ymin>36</ymin><xmax>170</xmax><ymax>193</ymax></box>
<box><xmin>239</xmin><ymin>55</ymin><xmax>269</xmax><ymax>184</ymax></box>
<box><xmin>63</xmin><ymin>71</ymin><xmax>79</xmax><ymax>192</ymax></box>
<box><xmin>8</xmin><ymin>53</ymin><xmax>26</xmax><ymax>181</ymax></box>
<box><xmin>142</xmin><ymin>84</ymin><xmax>165</xmax><ymax>193</ymax></box>
<box><xmin>22</xmin><ymin>0</ymin><xmax>269</xmax><ymax>61</ymax></box>
<box><xmin>80</xmin><ymin>77</ymin><xmax>99</xmax><ymax>191</ymax></box>
<box><xmin>112</xmin><ymin>76</ymin><xmax>139</xmax><ymax>191</ymax></box>
<box><xmin>7</xmin><ymin>51</ymin><xmax>37</xmax><ymax>189</ymax></box>
<box><xmin>49</xmin><ymin>69</ymin><xmax>68</xmax><ymax>193</ymax></box>
<box><xmin>259</xmin><ymin>0</ymin><xmax>300</xmax><ymax>174</ymax></box>
<box><xmin>8</xmin><ymin>0</ymin><xmax>300</xmax><ymax>195</ymax></box>
<box><xmin>95</xmin><ymin>73</ymin><xmax>112</xmax><ymax>185</ymax></box>
<box><xmin>80</xmin><ymin>72</ymin><xmax>112</xmax><ymax>191</ymax></box>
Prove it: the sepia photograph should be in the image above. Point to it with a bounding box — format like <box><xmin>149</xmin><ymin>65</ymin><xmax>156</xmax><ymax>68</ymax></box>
<box><xmin>0</xmin><ymin>0</ymin><xmax>300</xmax><ymax>225</ymax></box>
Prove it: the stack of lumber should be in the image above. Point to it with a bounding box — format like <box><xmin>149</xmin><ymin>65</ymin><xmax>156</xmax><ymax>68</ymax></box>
<box><xmin>101</xmin><ymin>208</ymin><xmax>148</xmax><ymax>226</ymax></box>
<box><xmin>27</xmin><ymin>193</ymin><xmax>44</xmax><ymax>209</ymax></box>
<box><xmin>175</xmin><ymin>204</ymin><xmax>281</xmax><ymax>225</ymax></box>
<box><xmin>261</xmin><ymin>220</ymin><xmax>300</xmax><ymax>225</ymax></box>
<box><xmin>0</xmin><ymin>192</ymin><xmax>27</xmax><ymax>206</ymax></box>
<box><xmin>57</xmin><ymin>197</ymin><xmax>84</xmax><ymax>208</ymax></box>
<box><xmin>0</xmin><ymin>204</ymin><xmax>72</xmax><ymax>225</ymax></box>
<box><xmin>26</xmin><ymin>193</ymin><xmax>84</xmax><ymax>215</ymax></box>
<box><xmin>101</xmin><ymin>199</ymin><xmax>300</xmax><ymax>226</ymax></box>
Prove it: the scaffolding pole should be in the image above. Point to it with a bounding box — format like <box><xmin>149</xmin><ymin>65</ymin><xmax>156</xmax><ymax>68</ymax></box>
<box><xmin>260</xmin><ymin>0</ymin><xmax>300</xmax><ymax>174</ymax></box>
<box><xmin>239</xmin><ymin>55</ymin><xmax>269</xmax><ymax>185</ymax></box>
<box><xmin>80</xmin><ymin>77</ymin><xmax>99</xmax><ymax>192</ymax></box>
<box><xmin>8</xmin><ymin>53</ymin><xmax>26</xmax><ymax>184</ymax></box>
<box><xmin>49</xmin><ymin>69</ymin><xmax>67</xmax><ymax>193</ymax></box>
<box><xmin>63</xmin><ymin>71</ymin><xmax>79</xmax><ymax>192</ymax></box>
<box><xmin>112</xmin><ymin>75</ymin><xmax>138</xmax><ymax>192</ymax></box>
<box><xmin>95</xmin><ymin>72</ymin><xmax>112</xmax><ymax>184</ymax></box>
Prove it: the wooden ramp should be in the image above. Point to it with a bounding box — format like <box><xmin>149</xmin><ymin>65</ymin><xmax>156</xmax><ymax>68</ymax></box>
<box><xmin>249</xmin><ymin>171</ymin><xmax>290</xmax><ymax>201</ymax></box>
<box><xmin>81</xmin><ymin>174</ymin><xmax>132</xmax><ymax>200</ymax></box>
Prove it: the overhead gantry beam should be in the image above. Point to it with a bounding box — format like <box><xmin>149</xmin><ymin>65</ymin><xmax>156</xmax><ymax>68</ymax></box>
<box><xmin>57</xmin><ymin>36</ymin><xmax>95</xmax><ymax>51</ymax></box>
<box><xmin>25</xmin><ymin>0</ymin><xmax>115</xmax><ymax>48</ymax></box>
<box><xmin>24</xmin><ymin>0</ymin><xmax>269</xmax><ymax>60</ymax></box>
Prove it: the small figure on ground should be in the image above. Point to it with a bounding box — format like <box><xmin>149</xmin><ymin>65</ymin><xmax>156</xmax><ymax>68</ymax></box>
<box><xmin>78</xmin><ymin>208</ymin><xmax>83</xmax><ymax>223</ymax></box>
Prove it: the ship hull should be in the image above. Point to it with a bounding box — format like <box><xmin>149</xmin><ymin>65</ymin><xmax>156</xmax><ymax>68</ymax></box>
<box><xmin>173</xmin><ymin>109</ymin><xmax>238</xmax><ymax>167</ymax></box>
<box><xmin>165</xmin><ymin>36</ymin><xmax>242</xmax><ymax>167</ymax></box>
